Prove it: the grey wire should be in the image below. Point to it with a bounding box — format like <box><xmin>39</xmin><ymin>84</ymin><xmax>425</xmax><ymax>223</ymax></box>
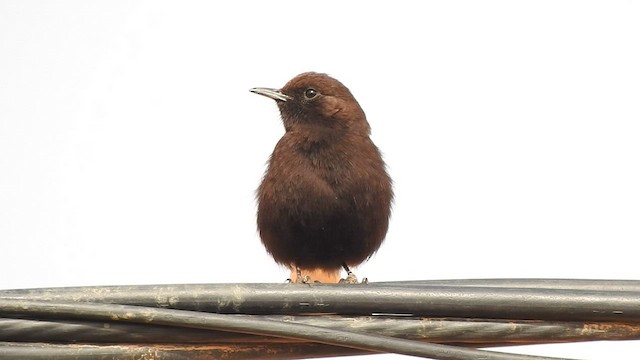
<box><xmin>0</xmin><ymin>299</ymin><xmax>574</xmax><ymax>360</ymax></box>
<box><xmin>373</xmin><ymin>279</ymin><xmax>640</xmax><ymax>292</ymax></box>
<box><xmin>2</xmin><ymin>282</ymin><xmax>639</xmax><ymax>322</ymax></box>
<box><xmin>1</xmin><ymin>341</ymin><xmax>371</xmax><ymax>360</ymax></box>
<box><xmin>1</xmin><ymin>315</ymin><xmax>637</xmax><ymax>345</ymax></box>
<box><xmin>0</xmin><ymin>318</ymin><xmax>247</xmax><ymax>344</ymax></box>
<box><xmin>2</xmin><ymin>280</ymin><xmax>637</xmax><ymax>359</ymax></box>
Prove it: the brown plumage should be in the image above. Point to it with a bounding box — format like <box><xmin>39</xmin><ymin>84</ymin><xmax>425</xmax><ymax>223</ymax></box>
<box><xmin>250</xmin><ymin>72</ymin><xmax>393</xmax><ymax>283</ymax></box>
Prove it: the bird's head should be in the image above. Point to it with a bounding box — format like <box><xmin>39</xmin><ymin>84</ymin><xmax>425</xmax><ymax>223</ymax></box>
<box><xmin>251</xmin><ymin>72</ymin><xmax>370</xmax><ymax>135</ymax></box>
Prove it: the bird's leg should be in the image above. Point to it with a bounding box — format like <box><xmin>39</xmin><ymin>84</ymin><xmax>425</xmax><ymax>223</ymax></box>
<box><xmin>339</xmin><ymin>263</ymin><xmax>368</xmax><ymax>284</ymax></box>
<box><xmin>288</xmin><ymin>266</ymin><xmax>310</xmax><ymax>284</ymax></box>
<box><xmin>289</xmin><ymin>266</ymin><xmax>341</xmax><ymax>283</ymax></box>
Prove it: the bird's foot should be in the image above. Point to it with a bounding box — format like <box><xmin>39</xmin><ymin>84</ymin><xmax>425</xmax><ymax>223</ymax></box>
<box><xmin>339</xmin><ymin>272</ymin><xmax>358</xmax><ymax>284</ymax></box>
<box><xmin>287</xmin><ymin>267</ymin><xmax>312</xmax><ymax>284</ymax></box>
<box><xmin>339</xmin><ymin>271</ymin><xmax>369</xmax><ymax>284</ymax></box>
<box><xmin>339</xmin><ymin>263</ymin><xmax>369</xmax><ymax>284</ymax></box>
<box><xmin>339</xmin><ymin>274</ymin><xmax>369</xmax><ymax>284</ymax></box>
<box><xmin>288</xmin><ymin>266</ymin><xmax>341</xmax><ymax>283</ymax></box>
<box><xmin>285</xmin><ymin>276</ymin><xmax>311</xmax><ymax>284</ymax></box>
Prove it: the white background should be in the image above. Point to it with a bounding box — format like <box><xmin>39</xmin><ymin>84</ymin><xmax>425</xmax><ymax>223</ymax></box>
<box><xmin>1</xmin><ymin>1</ymin><xmax>639</xmax><ymax>359</ymax></box>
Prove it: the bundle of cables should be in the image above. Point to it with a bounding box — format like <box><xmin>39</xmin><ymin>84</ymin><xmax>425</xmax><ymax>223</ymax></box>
<box><xmin>1</xmin><ymin>279</ymin><xmax>639</xmax><ymax>359</ymax></box>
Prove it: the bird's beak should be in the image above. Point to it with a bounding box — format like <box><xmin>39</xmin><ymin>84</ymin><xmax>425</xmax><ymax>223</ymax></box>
<box><xmin>250</xmin><ymin>87</ymin><xmax>292</xmax><ymax>102</ymax></box>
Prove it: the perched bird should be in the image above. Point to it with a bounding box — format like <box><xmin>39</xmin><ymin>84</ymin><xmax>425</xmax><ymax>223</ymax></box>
<box><xmin>250</xmin><ymin>72</ymin><xmax>392</xmax><ymax>283</ymax></box>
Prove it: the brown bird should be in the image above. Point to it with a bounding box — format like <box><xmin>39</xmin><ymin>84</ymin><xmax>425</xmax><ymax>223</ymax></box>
<box><xmin>251</xmin><ymin>72</ymin><xmax>393</xmax><ymax>283</ymax></box>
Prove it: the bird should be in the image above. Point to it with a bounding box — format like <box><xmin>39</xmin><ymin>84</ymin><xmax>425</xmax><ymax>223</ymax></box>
<box><xmin>250</xmin><ymin>72</ymin><xmax>392</xmax><ymax>283</ymax></box>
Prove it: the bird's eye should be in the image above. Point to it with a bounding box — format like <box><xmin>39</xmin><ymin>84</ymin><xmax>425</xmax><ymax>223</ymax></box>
<box><xmin>304</xmin><ymin>88</ymin><xmax>318</xmax><ymax>100</ymax></box>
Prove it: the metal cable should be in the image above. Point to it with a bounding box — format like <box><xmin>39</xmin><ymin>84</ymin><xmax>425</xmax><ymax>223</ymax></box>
<box><xmin>2</xmin><ymin>282</ymin><xmax>639</xmax><ymax>322</ymax></box>
<box><xmin>1</xmin><ymin>316</ymin><xmax>637</xmax><ymax>345</ymax></box>
<box><xmin>2</xmin><ymin>280</ymin><xmax>637</xmax><ymax>359</ymax></box>
<box><xmin>374</xmin><ymin>279</ymin><xmax>640</xmax><ymax>292</ymax></box>
<box><xmin>0</xmin><ymin>341</ymin><xmax>369</xmax><ymax>360</ymax></box>
<box><xmin>0</xmin><ymin>299</ymin><xmax>574</xmax><ymax>360</ymax></box>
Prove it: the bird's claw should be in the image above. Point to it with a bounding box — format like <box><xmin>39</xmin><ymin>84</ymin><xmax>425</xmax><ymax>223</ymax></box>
<box><xmin>339</xmin><ymin>263</ymin><xmax>369</xmax><ymax>284</ymax></box>
<box><xmin>287</xmin><ymin>268</ymin><xmax>311</xmax><ymax>285</ymax></box>
<box><xmin>339</xmin><ymin>272</ymin><xmax>368</xmax><ymax>284</ymax></box>
<box><xmin>339</xmin><ymin>272</ymin><xmax>358</xmax><ymax>284</ymax></box>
